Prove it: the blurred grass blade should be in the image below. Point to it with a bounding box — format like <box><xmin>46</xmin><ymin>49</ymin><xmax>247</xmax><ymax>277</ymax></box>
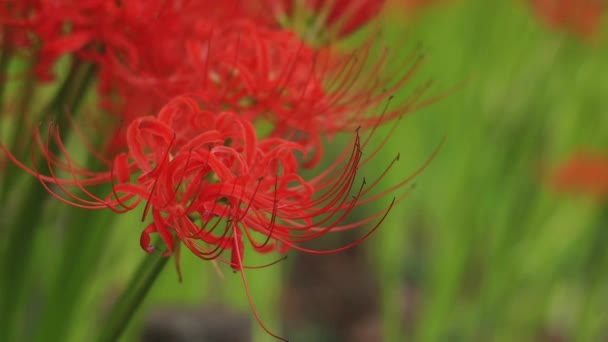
<box><xmin>97</xmin><ymin>242</ymin><xmax>170</xmax><ymax>342</ymax></box>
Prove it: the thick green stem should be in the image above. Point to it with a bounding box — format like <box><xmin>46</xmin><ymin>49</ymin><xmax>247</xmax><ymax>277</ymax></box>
<box><xmin>0</xmin><ymin>34</ymin><xmax>14</xmax><ymax>196</ymax></box>
<box><xmin>0</xmin><ymin>61</ymin><xmax>36</xmax><ymax>203</ymax></box>
<box><xmin>0</xmin><ymin>176</ymin><xmax>53</xmax><ymax>342</ymax></box>
<box><xmin>0</xmin><ymin>59</ymin><xmax>97</xmax><ymax>340</ymax></box>
<box><xmin>97</xmin><ymin>246</ymin><xmax>170</xmax><ymax>342</ymax></box>
<box><xmin>0</xmin><ymin>27</ymin><xmax>14</xmax><ymax>134</ymax></box>
<box><xmin>32</xmin><ymin>209</ymin><xmax>114</xmax><ymax>342</ymax></box>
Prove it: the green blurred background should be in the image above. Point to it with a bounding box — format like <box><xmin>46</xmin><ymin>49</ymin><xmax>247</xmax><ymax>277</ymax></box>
<box><xmin>25</xmin><ymin>0</ymin><xmax>608</xmax><ymax>341</ymax></box>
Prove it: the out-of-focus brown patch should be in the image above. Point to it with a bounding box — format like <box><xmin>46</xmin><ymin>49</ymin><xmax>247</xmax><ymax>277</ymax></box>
<box><xmin>141</xmin><ymin>305</ymin><xmax>251</xmax><ymax>342</ymax></box>
<box><xmin>281</xmin><ymin>246</ymin><xmax>380</xmax><ymax>341</ymax></box>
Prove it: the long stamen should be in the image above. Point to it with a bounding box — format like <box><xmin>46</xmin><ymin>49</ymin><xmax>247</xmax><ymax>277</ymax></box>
<box><xmin>232</xmin><ymin>225</ymin><xmax>288</xmax><ymax>342</ymax></box>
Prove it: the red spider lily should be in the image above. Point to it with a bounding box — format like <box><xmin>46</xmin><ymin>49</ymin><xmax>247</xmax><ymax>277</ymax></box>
<box><xmin>103</xmin><ymin>15</ymin><xmax>433</xmax><ymax>168</ymax></box>
<box><xmin>107</xmin><ymin>18</ymin><xmax>325</xmax><ymax>121</ymax></box>
<box><xmin>2</xmin><ymin>93</ymin><xmax>440</xmax><ymax>340</ymax></box>
<box><xmin>550</xmin><ymin>151</ymin><xmax>608</xmax><ymax>197</ymax></box>
<box><xmin>2</xmin><ymin>0</ymin><xmax>269</xmax><ymax>82</ymax></box>
<box><xmin>530</xmin><ymin>0</ymin><xmax>605</xmax><ymax>40</ymax></box>
<box><xmin>4</xmin><ymin>93</ymin><xmax>437</xmax><ymax>265</ymax></box>
<box><xmin>0</xmin><ymin>1</ymin><xmax>39</xmax><ymax>52</ymax></box>
<box><xmin>4</xmin><ymin>0</ymin><xmax>138</xmax><ymax>82</ymax></box>
<box><xmin>0</xmin><ymin>0</ymin><xmax>295</xmax><ymax>152</ymax></box>
<box><xmin>5</xmin><ymin>1</ymin><xmax>415</xmax><ymax>172</ymax></box>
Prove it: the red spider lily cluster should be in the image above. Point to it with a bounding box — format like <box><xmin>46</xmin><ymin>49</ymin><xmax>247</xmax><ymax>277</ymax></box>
<box><xmin>0</xmin><ymin>0</ymin><xmax>438</xmax><ymax>339</ymax></box>
<box><xmin>529</xmin><ymin>0</ymin><xmax>606</xmax><ymax>40</ymax></box>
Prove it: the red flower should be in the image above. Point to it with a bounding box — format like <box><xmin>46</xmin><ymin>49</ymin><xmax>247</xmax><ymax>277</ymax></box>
<box><xmin>551</xmin><ymin>151</ymin><xmax>608</xmax><ymax>197</ymax></box>
<box><xmin>98</xmin><ymin>15</ymin><xmax>309</xmax><ymax>148</ymax></box>
<box><xmin>0</xmin><ymin>0</ymin><xmax>39</xmax><ymax>51</ymax></box>
<box><xmin>530</xmin><ymin>0</ymin><xmax>605</xmax><ymax>40</ymax></box>
<box><xmin>6</xmin><ymin>0</ymin><xmax>134</xmax><ymax>82</ymax></box>
<box><xmin>2</xmin><ymin>93</ymin><xmax>440</xmax><ymax>340</ymax></box>
<box><xmin>103</xmin><ymin>15</ymin><xmax>433</xmax><ymax>169</ymax></box>
<box><xmin>6</xmin><ymin>93</ymin><xmax>435</xmax><ymax>265</ymax></box>
<box><xmin>3</xmin><ymin>0</ymin><xmax>267</xmax><ymax>82</ymax></box>
<box><xmin>7</xmin><ymin>3</ymin><xmax>420</xmax><ymax>173</ymax></box>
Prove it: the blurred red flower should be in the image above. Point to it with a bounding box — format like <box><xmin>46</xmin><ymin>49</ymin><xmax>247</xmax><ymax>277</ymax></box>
<box><xmin>551</xmin><ymin>151</ymin><xmax>608</xmax><ymax>197</ymax></box>
<box><xmin>530</xmin><ymin>0</ymin><xmax>605</xmax><ymax>39</ymax></box>
<box><xmin>0</xmin><ymin>0</ymin><xmax>288</xmax><ymax>82</ymax></box>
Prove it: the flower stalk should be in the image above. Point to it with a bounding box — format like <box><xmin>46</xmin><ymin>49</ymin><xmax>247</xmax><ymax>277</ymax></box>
<box><xmin>97</xmin><ymin>241</ymin><xmax>170</xmax><ymax>342</ymax></box>
<box><xmin>32</xmin><ymin>209</ymin><xmax>114</xmax><ymax>342</ymax></box>
<box><xmin>0</xmin><ymin>59</ymin><xmax>97</xmax><ymax>341</ymax></box>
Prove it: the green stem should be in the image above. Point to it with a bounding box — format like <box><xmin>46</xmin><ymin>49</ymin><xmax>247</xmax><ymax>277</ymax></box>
<box><xmin>0</xmin><ymin>58</ymin><xmax>95</xmax><ymax>201</ymax></box>
<box><xmin>33</xmin><ymin>209</ymin><xmax>114</xmax><ymax>342</ymax></box>
<box><xmin>0</xmin><ymin>60</ymin><xmax>36</xmax><ymax>203</ymax></box>
<box><xmin>44</xmin><ymin>59</ymin><xmax>85</xmax><ymax>120</ymax></box>
<box><xmin>0</xmin><ymin>175</ymin><xmax>53</xmax><ymax>342</ymax></box>
<box><xmin>574</xmin><ymin>205</ymin><xmax>608</xmax><ymax>341</ymax></box>
<box><xmin>0</xmin><ymin>27</ymin><xmax>14</xmax><ymax>134</ymax></box>
<box><xmin>97</xmin><ymin>245</ymin><xmax>170</xmax><ymax>342</ymax></box>
<box><xmin>0</xmin><ymin>59</ymin><xmax>97</xmax><ymax>341</ymax></box>
<box><xmin>0</xmin><ymin>185</ymin><xmax>104</xmax><ymax>342</ymax></box>
<box><xmin>8</xmin><ymin>64</ymin><xmax>36</xmax><ymax>152</ymax></box>
<box><xmin>0</xmin><ymin>35</ymin><xmax>14</xmax><ymax>197</ymax></box>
